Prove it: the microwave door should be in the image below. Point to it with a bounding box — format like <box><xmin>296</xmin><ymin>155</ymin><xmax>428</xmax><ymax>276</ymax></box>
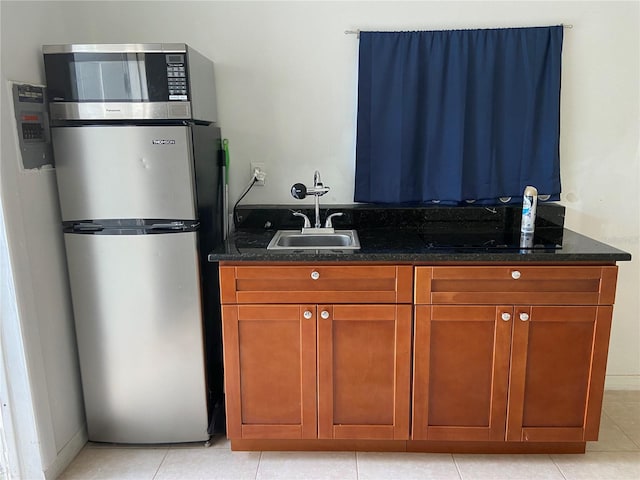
<box><xmin>52</xmin><ymin>125</ymin><xmax>197</xmax><ymax>222</ymax></box>
<box><xmin>73</xmin><ymin>56</ymin><xmax>149</xmax><ymax>101</ymax></box>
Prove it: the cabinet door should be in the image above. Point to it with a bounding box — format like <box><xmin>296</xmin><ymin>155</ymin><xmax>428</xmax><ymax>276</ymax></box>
<box><xmin>317</xmin><ymin>304</ymin><xmax>412</xmax><ymax>440</ymax></box>
<box><xmin>507</xmin><ymin>305</ymin><xmax>613</xmax><ymax>442</ymax></box>
<box><xmin>222</xmin><ymin>304</ymin><xmax>317</xmax><ymax>439</ymax></box>
<box><xmin>412</xmin><ymin>305</ymin><xmax>513</xmax><ymax>441</ymax></box>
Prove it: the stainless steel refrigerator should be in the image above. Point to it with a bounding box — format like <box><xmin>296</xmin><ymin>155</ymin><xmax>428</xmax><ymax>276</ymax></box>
<box><xmin>53</xmin><ymin>123</ymin><xmax>223</xmax><ymax>443</ymax></box>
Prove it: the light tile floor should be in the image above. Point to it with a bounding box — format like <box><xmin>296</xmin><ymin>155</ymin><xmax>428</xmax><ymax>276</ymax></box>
<box><xmin>59</xmin><ymin>390</ymin><xmax>640</xmax><ymax>480</ymax></box>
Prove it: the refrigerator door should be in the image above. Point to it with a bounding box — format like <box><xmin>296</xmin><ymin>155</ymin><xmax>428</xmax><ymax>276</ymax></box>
<box><xmin>53</xmin><ymin>125</ymin><xmax>197</xmax><ymax>221</ymax></box>
<box><xmin>64</xmin><ymin>231</ymin><xmax>209</xmax><ymax>443</ymax></box>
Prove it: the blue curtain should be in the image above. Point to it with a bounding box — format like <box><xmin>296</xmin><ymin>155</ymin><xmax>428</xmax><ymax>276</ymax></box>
<box><xmin>355</xmin><ymin>26</ymin><xmax>563</xmax><ymax>204</ymax></box>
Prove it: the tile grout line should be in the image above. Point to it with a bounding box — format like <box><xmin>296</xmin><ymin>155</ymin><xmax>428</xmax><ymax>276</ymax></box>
<box><xmin>608</xmin><ymin>411</ymin><xmax>640</xmax><ymax>450</ymax></box>
<box><xmin>254</xmin><ymin>450</ymin><xmax>263</xmax><ymax>480</ymax></box>
<box><xmin>600</xmin><ymin>407</ymin><xmax>640</xmax><ymax>450</ymax></box>
<box><xmin>150</xmin><ymin>447</ymin><xmax>170</xmax><ymax>480</ymax></box>
<box><xmin>548</xmin><ymin>453</ymin><xmax>570</xmax><ymax>480</ymax></box>
<box><xmin>354</xmin><ymin>451</ymin><xmax>359</xmax><ymax>480</ymax></box>
<box><xmin>451</xmin><ymin>453</ymin><xmax>464</xmax><ymax>480</ymax></box>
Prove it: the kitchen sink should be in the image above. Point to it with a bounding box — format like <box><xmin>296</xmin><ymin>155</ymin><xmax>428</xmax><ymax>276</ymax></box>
<box><xmin>267</xmin><ymin>229</ymin><xmax>360</xmax><ymax>251</ymax></box>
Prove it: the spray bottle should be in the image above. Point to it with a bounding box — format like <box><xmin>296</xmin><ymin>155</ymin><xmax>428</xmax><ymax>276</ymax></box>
<box><xmin>521</xmin><ymin>186</ymin><xmax>538</xmax><ymax>233</ymax></box>
<box><xmin>519</xmin><ymin>186</ymin><xmax>538</xmax><ymax>251</ymax></box>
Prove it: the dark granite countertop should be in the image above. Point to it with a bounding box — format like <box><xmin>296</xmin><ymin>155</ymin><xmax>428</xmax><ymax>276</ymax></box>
<box><xmin>207</xmin><ymin>204</ymin><xmax>631</xmax><ymax>264</ymax></box>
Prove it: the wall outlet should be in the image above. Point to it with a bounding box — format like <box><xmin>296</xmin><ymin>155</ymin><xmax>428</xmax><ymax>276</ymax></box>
<box><xmin>250</xmin><ymin>162</ymin><xmax>266</xmax><ymax>186</ymax></box>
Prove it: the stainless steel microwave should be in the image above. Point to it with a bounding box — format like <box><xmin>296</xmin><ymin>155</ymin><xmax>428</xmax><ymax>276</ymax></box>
<box><xmin>42</xmin><ymin>43</ymin><xmax>217</xmax><ymax>123</ymax></box>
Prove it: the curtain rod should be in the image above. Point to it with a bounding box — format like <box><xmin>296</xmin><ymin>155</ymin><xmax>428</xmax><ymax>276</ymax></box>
<box><xmin>344</xmin><ymin>24</ymin><xmax>573</xmax><ymax>36</ymax></box>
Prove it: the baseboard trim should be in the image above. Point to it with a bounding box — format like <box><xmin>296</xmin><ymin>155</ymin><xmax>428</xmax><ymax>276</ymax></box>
<box><xmin>44</xmin><ymin>424</ymin><xmax>88</xmax><ymax>480</ymax></box>
<box><xmin>230</xmin><ymin>438</ymin><xmax>586</xmax><ymax>454</ymax></box>
<box><xmin>605</xmin><ymin>375</ymin><xmax>640</xmax><ymax>390</ymax></box>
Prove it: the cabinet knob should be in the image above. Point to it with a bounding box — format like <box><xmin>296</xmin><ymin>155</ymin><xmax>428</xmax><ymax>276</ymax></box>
<box><xmin>320</xmin><ymin>310</ymin><xmax>330</xmax><ymax>320</ymax></box>
<box><xmin>519</xmin><ymin>312</ymin><xmax>530</xmax><ymax>322</ymax></box>
<box><xmin>311</xmin><ymin>271</ymin><xmax>320</xmax><ymax>280</ymax></box>
<box><xmin>501</xmin><ymin>312</ymin><xmax>511</xmax><ymax>321</ymax></box>
<box><xmin>511</xmin><ymin>270</ymin><xmax>521</xmax><ymax>279</ymax></box>
<box><xmin>303</xmin><ymin>310</ymin><xmax>313</xmax><ymax>319</ymax></box>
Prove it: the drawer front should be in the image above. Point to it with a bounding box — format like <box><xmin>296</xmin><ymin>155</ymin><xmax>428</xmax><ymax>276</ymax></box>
<box><xmin>415</xmin><ymin>266</ymin><xmax>618</xmax><ymax>305</ymax></box>
<box><xmin>220</xmin><ymin>265</ymin><xmax>413</xmax><ymax>304</ymax></box>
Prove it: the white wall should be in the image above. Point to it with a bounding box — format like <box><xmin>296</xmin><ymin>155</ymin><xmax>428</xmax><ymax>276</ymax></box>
<box><xmin>0</xmin><ymin>0</ymin><xmax>638</xmax><ymax>475</ymax></box>
<box><xmin>55</xmin><ymin>0</ymin><xmax>640</xmax><ymax>380</ymax></box>
<box><xmin>1</xmin><ymin>2</ymin><xmax>88</xmax><ymax>477</ymax></box>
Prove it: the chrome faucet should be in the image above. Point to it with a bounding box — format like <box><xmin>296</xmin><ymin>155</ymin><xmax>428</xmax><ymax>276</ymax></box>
<box><xmin>309</xmin><ymin>171</ymin><xmax>328</xmax><ymax>228</ymax></box>
<box><xmin>291</xmin><ymin>171</ymin><xmax>342</xmax><ymax>232</ymax></box>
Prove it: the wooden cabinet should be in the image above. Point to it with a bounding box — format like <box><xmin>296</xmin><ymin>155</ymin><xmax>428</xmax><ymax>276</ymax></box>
<box><xmin>220</xmin><ymin>265</ymin><xmax>413</xmax><ymax>442</ymax></box>
<box><xmin>220</xmin><ymin>265</ymin><xmax>412</xmax><ymax>304</ymax></box>
<box><xmin>221</xmin><ymin>304</ymin><xmax>317</xmax><ymax>440</ymax></box>
<box><xmin>318</xmin><ymin>304</ymin><xmax>411</xmax><ymax>440</ymax></box>
<box><xmin>412</xmin><ymin>266</ymin><xmax>617</xmax><ymax>444</ymax></box>
<box><xmin>412</xmin><ymin>304</ymin><xmax>512</xmax><ymax>442</ymax></box>
<box><xmin>219</xmin><ymin>262</ymin><xmax>620</xmax><ymax>452</ymax></box>
<box><xmin>506</xmin><ymin>305</ymin><xmax>613</xmax><ymax>442</ymax></box>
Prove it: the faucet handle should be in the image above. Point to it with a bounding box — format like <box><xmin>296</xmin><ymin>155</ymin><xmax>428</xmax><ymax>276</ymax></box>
<box><xmin>324</xmin><ymin>212</ymin><xmax>344</xmax><ymax>228</ymax></box>
<box><xmin>292</xmin><ymin>211</ymin><xmax>311</xmax><ymax>228</ymax></box>
<box><xmin>291</xmin><ymin>183</ymin><xmax>307</xmax><ymax>199</ymax></box>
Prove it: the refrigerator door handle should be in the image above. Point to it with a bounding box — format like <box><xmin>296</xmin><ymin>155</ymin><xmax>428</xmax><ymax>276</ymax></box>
<box><xmin>73</xmin><ymin>222</ymin><xmax>104</xmax><ymax>232</ymax></box>
<box><xmin>149</xmin><ymin>221</ymin><xmax>193</xmax><ymax>231</ymax></box>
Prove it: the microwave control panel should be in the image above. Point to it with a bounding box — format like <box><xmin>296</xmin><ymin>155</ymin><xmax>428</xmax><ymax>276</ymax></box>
<box><xmin>12</xmin><ymin>83</ymin><xmax>54</xmax><ymax>169</ymax></box>
<box><xmin>166</xmin><ymin>54</ymin><xmax>188</xmax><ymax>101</ymax></box>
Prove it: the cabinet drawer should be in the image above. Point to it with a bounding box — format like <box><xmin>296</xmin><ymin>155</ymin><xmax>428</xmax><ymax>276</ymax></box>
<box><xmin>415</xmin><ymin>266</ymin><xmax>618</xmax><ymax>305</ymax></box>
<box><xmin>220</xmin><ymin>265</ymin><xmax>413</xmax><ymax>304</ymax></box>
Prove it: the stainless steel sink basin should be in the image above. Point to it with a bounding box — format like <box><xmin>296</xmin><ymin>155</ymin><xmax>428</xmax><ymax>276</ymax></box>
<box><xmin>267</xmin><ymin>229</ymin><xmax>360</xmax><ymax>251</ymax></box>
